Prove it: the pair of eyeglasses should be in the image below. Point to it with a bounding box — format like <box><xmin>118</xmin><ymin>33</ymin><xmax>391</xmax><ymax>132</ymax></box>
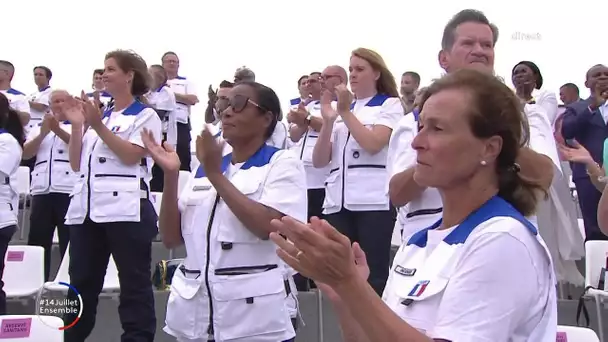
<box><xmin>217</xmin><ymin>94</ymin><xmax>264</xmax><ymax>114</ymax></box>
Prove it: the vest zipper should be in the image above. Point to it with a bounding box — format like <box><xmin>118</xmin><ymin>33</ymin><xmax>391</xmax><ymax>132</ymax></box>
<box><xmin>205</xmin><ymin>195</ymin><xmax>221</xmax><ymax>338</ymax></box>
<box><xmin>298</xmin><ymin>129</ymin><xmax>309</xmax><ymax>160</ymax></box>
<box><xmin>47</xmin><ymin>136</ymin><xmax>56</xmax><ymax>193</ymax></box>
<box><xmin>340</xmin><ymin>132</ymin><xmax>350</xmax><ymax>208</ymax></box>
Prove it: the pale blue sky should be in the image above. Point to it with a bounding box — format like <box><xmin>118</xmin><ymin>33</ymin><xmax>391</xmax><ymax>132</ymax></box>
<box><xmin>5</xmin><ymin>0</ymin><xmax>607</xmax><ymax>135</ymax></box>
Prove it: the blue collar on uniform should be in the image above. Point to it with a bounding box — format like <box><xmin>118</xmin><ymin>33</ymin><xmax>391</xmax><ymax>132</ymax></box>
<box><xmin>156</xmin><ymin>84</ymin><xmax>168</xmax><ymax>92</ymax></box>
<box><xmin>176</xmin><ymin>76</ymin><xmax>186</xmax><ymax>80</ymax></box>
<box><xmin>195</xmin><ymin>144</ymin><xmax>280</xmax><ymax>179</ymax></box>
<box><xmin>103</xmin><ymin>100</ymin><xmax>147</xmax><ymax>118</ymax></box>
<box><xmin>406</xmin><ymin>195</ymin><xmax>537</xmax><ymax>248</ymax></box>
<box><xmin>38</xmin><ymin>85</ymin><xmax>50</xmax><ymax>92</ymax></box>
<box><xmin>412</xmin><ymin>108</ymin><xmax>420</xmax><ymax>121</ymax></box>
<box><xmin>0</xmin><ymin>129</ymin><xmax>7</xmax><ymax>134</ymax></box>
<box><xmin>290</xmin><ymin>98</ymin><xmax>302</xmax><ymax>106</ymax></box>
<box><xmin>349</xmin><ymin>93</ymin><xmax>390</xmax><ymax>110</ymax></box>
<box><xmin>6</xmin><ymin>88</ymin><xmax>24</xmax><ymax>96</ymax></box>
<box><xmin>86</xmin><ymin>90</ymin><xmax>112</xmax><ymax>98</ymax></box>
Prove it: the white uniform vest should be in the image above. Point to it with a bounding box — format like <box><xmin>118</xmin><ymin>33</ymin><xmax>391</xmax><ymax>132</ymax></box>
<box><xmin>164</xmin><ymin>145</ymin><xmax>299</xmax><ymax>342</ymax></box>
<box><xmin>65</xmin><ymin>101</ymin><xmax>156</xmax><ymax>224</ymax></box>
<box><xmin>387</xmin><ymin>113</ymin><xmax>443</xmax><ymax>243</ymax></box>
<box><xmin>1</xmin><ymin>88</ymin><xmax>30</xmax><ymax>114</ymax></box>
<box><xmin>146</xmin><ymin>85</ymin><xmax>178</xmax><ymax>147</ymax></box>
<box><xmin>289</xmin><ymin>100</ymin><xmax>330</xmax><ymax>189</ymax></box>
<box><xmin>0</xmin><ymin>131</ymin><xmax>22</xmax><ymax>229</ymax></box>
<box><xmin>167</xmin><ymin>76</ymin><xmax>193</xmax><ymax>124</ymax></box>
<box><xmin>29</xmin><ymin>122</ymin><xmax>77</xmax><ymax>195</ymax></box>
<box><xmin>383</xmin><ymin>196</ymin><xmax>557</xmax><ymax>341</ymax></box>
<box><xmin>323</xmin><ymin>94</ymin><xmax>402</xmax><ymax>214</ymax></box>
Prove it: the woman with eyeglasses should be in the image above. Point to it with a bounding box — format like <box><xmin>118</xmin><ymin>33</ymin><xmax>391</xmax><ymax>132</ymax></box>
<box><xmin>145</xmin><ymin>81</ymin><xmax>306</xmax><ymax>342</ymax></box>
<box><xmin>0</xmin><ymin>92</ymin><xmax>25</xmax><ymax>315</ymax></box>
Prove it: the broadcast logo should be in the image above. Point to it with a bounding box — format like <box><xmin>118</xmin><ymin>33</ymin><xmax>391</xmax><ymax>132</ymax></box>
<box><xmin>35</xmin><ymin>282</ymin><xmax>83</xmax><ymax>330</ymax></box>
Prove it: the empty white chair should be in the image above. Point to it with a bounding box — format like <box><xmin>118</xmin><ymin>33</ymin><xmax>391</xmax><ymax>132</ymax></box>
<box><xmin>558</xmin><ymin>325</ymin><xmax>600</xmax><ymax>342</ymax></box>
<box><xmin>177</xmin><ymin>170</ymin><xmax>190</xmax><ymax>195</ymax></box>
<box><xmin>45</xmin><ymin>243</ymin><xmax>120</xmax><ymax>297</ymax></box>
<box><xmin>3</xmin><ymin>246</ymin><xmax>44</xmax><ymax>299</ymax></box>
<box><xmin>582</xmin><ymin>241</ymin><xmax>608</xmax><ymax>342</ymax></box>
<box><xmin>0</xmin><ymin>315</ymin><xmax>63</xmax><ymax>341</ymax></box>
<box><xmin>16</xmin><ymin>166</ymin><xmax>31</xmax><ymax>239</ymax></box>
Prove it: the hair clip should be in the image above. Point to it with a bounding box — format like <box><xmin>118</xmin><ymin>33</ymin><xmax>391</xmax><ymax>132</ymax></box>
<box><xmin>508</xmin><ymin>163</ymin><xmax>521</xmax><ymax>173</ymax></box>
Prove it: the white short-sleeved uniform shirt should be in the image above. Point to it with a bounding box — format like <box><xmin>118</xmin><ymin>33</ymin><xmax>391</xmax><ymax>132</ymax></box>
<box><xmin>28</xmin><ymin>86</ymin><xmax>52</xmax><ymax>119</ymax></box>
<box><xmin>167</xmin><ymin>76</ymin><xmax>196</xmax><ymax>124</ymax></box>
<box><xmin>1</xmin><ymin>88</ymin><xmax>30</xmax><ymax>114</ymax></box>
<box><xmin>387</xmin><ymin>114</ymin><xmax>443</xmax><ymax>242</ymax></box>
<box><xmin>386</xmin><ymin>215</ymin><xmax>556</xmax><ymax>341</ymax></box>
<box><xmin>0</xmin><ymin>131</ymin><xmax>23</xmax><ymax>229</ymax></box>
<box><xmin>146</xmin><ymin>85</ymin><xmax>177</xmax><ymax>144</ymax></box>
<box><xmin>267</xmin><ymin>120</ymin><xmax>289</xmax><ymax>149</ymax></box>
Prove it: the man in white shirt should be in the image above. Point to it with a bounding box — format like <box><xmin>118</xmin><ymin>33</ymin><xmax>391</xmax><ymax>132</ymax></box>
<box><xmin>162</xmin><ymin>51</ymin><xmax>199</xmax><ymax>171</ymax></box>
<box><xmin>28</xmin><ymin>66</ymin><xmax>52</xmax><ymax>131</ymax></box>
<box><xmin>0</xmin><ymin>60</ymin><xmax>30</xmax><ymax>127</ymax></box>
<box><xmin>386</xmin><ymin>10</ymin><xmax>557</xmax><ymax>340</ymax></box>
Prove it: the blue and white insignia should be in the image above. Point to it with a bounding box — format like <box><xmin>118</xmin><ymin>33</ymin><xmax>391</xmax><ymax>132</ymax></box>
<box><xmin>394</xmin><ymin>265</ymin><xmax>416</xmax><ymax>277</ymax></box>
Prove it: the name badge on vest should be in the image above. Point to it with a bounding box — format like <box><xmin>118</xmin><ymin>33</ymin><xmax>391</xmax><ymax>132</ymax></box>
<box><xmin>192</xmin><ymin>185</ymin><xmax>211</xmax><ymax>192</ymax></box>
<box><xmin>394</xmin><ymin>265</ymin><xmax>416</xmax><ymax>277</ymax></box>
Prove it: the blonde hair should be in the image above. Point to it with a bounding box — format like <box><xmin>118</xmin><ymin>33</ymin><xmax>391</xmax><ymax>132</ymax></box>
<box><xmin>351</xmin><ymin>48</ymin><xmax>399</xmax><ymax>98</ymax></box>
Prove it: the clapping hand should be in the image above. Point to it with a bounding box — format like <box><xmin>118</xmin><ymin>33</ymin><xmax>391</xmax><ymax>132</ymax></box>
<box><xmin>79</xmin><ymin>91</ymin><xmax>104</xmax><ymax>129</ymax></box>
<box><xmin>287</xmin><ymin>102</ymin><xmax>308</xmax><ymax>126</ymax></box>
<box><xmin>320</xmin><ymin>89</ymin><xmax>338</xmax><ymax>123</ymax></box>
<box><xmin>142</xmin><ymin>128</ymin><xmax>181</xmax><ymax>173</ymax></box>
<box><xmin>269</xmin><ymin>216</ymin><xmax>369</xmax><ymax>295</ymax></box>
<box><xmin>63</xmin><ymin>96</ymin><xmax>85</xmax><ymax>125</ymax></box>
<box><xmin>196</xmin><ymin>127</ymin><xmax>225</xmax><ymax>178</ymax></box>
<box><xmin>40</xmin><ymin>113</ymin><xmax>56</xmax><ymax>136</ymax></box>
<box><xmin>335</xmin><ymin>84</ymin><xmax>353</xmax><ymax>115</ymax></box>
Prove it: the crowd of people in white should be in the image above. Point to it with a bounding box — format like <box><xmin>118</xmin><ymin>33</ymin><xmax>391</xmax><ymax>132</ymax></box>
<box><xmin>0</xmin><ymin>7</ymin><xmax>607</xmax><ymax>342</ymax></box>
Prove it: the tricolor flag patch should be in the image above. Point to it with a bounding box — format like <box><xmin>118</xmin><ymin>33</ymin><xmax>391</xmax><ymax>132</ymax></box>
<box><xmin>408</xmin><ymin>280</ymin><xmax>430</xmax><ymax>297</ymax></box>
<box><xmin>111</xmin><ymin>126</ymin><xmax>121</xmax><ymax>133</ymax></box>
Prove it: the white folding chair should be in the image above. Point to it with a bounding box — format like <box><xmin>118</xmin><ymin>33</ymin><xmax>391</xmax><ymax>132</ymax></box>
<box><xmin>582</xmin><ymin>241</ymin><xmax>608</xmax><ymax>341</ymax></box>
<box><xmin>45</xmin><ymin>243</ymin><xmax>120</xmax><ymax>299</ymax></box>
<box><xmin>16</xmin><ymin>166</ymin><xmax>31</xmax><ymax>239</ymax></box>
<box><xmin>0</xmin><ymin>315</ymin><xmax>63</xmax><ymax>341</ymax></box>
<box><xmin>3</xmin><ymin>246</ymin><xmax>44</xmax><ymax>302</ymax></box>
<box><xmin>558</xmin><ymin>325</ymin><xmax>600</xmax><ymax>342</ymax></box>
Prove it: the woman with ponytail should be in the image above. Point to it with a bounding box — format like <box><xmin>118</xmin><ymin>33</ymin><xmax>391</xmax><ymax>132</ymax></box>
<box><xmin>0</xmin><ymin>92</ymin><xmax>25</xmax><ymax>315</ymax></box>
<box><xmin>271</xmin><ymin>70</ymin><xmax>558</xmax><ymax>342</ymax></box>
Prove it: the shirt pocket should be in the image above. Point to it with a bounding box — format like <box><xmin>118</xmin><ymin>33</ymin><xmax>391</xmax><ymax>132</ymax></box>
<box><xmin>165</xmin><ymin>268</ymin><xmax>209</xmax><ymax>339</ymax></box>
<box><xmin>30</xmin><ymin>161</ymin><xmax>49</xmax><ymax>193</ymax></box>
<box><xmin>211</xmin><ymin>268</ymin><xmax>288</xmax><ymax>341</ymax></box>
<box><xmin>323</xmin><ymin>168</ymin><xmax>341</xmax><ymax>208</ymax></box>
<box><xmin>215</xmin><ymin>177</ymin><xmax>264</xmax><ymax>244</ymax></box>
<box><xmin>90</xmin><ymin>153</ymin><xmax>140</xmax><ymax>219</ymax></box>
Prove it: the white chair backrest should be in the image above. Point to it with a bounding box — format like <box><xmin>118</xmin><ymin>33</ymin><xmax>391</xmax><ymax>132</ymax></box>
<box><xmin>3</xmin><ymin>246</ymin><xmax>44</xmax><ymax>298</ymax></box>
<box><xmin>0</xmin><ymin>315</ymin><xmax>63</xmax><ymax>341</ymax></box>
<box><xmin>150</xmin><ymin>192</ymin><xmax>162</xmax><ymax>217</ymax></box>
<box><xmin>584</xmin><ymin>241</ymin><xmax>608</xmax><ymax>289</ymax></box>
<box><xmin>50</xmin><ymin>243</ymin><xmax>120</xmax><ymax>292</ymax></box>
<box><xmin>15</xmin><ymin>167</ymin><xmax>30</xmax><ymax>195</ymax></box>
<box><xmin>558</xmin><ymin>325</ymin><xmax>600</xmax><ymax>342</ymax></box>
<box><xmin>177</xmin><ymin>170</ymin><xmax>191</xmax><ymax>195</ymax></box>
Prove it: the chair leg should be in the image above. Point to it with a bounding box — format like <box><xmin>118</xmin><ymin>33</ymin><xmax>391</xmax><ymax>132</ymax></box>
<box><xmin>317</xmin><ymin>289</ymin><xmax>324</xmax><ymax>342</ymax></box>
<box><xmin>595</xmin><ymin>296</ymin><xmax>605</xmax><ymax>342</ymax></box>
